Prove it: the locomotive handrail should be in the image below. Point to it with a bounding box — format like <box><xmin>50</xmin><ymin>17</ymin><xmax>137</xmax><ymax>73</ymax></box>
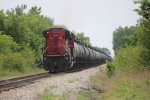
<box><xmin>65</xmin><ymin>47</ymin><xmax>74</xmax><ymax>68</ymax></box>
<box><xmin>43</xmin><ymin>47</ymin><xmax>48</xmax><ymax>55</ymax></box>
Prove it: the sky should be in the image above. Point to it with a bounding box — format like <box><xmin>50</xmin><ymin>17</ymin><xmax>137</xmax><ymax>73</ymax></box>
<box><xmin>0</xmin><ymin>0</ymin><xmax>139</xmax><ymax>56</ymax></box>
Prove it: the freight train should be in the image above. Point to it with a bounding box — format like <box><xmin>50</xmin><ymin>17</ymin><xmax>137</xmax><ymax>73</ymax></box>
<box><xmin>42</xmin><ymin>28</ymin><xmax>111</xmax><ymax>72</ymax></box>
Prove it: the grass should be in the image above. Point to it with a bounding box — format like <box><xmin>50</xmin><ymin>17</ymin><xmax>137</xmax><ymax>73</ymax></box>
<box><xmin>41</xmin><ymin>93</ymin><xmax>65</xmax><ymax>100</ymax></box>
<box><xmin>0</xmin><ymin>68</ymin><xmax>47</xmax><ymax>80</ymax></box>
<box><xmin>40</xmin><ymin>83</ymin><xmax>93</xmax><ymax>100</ymax></box>
<box><xmin>76</xmin><ymin>91</ymin><xmax>92</xmax><ymax>100</ymax></box>
<box><xmin>40</xmin><ymin>85</ymin><xmax>66</xmax><ymax>100</ymax></box>
<box><xmin>41</xmin><ymin>88</ymin><xmax>92</xmax><ymax>100</ymax></box>
<box><xmin>90</xmin><ymin>68</ymin><xmax>150</xmax><ymax>100</ymax></box>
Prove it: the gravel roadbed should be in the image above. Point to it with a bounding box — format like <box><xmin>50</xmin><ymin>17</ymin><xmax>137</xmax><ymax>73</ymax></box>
<box><xmin>0</xmin><ymin>65</ymin><xmax>104</xmax><ymax>100</ymax></box>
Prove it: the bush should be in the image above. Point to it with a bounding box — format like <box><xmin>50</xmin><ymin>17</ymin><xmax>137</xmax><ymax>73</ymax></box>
<box><xmin>0</xmin><ymin>34</ymin><xmax>18</xmax><ymax>53</ymax></box>
<box><xmin>139</xmin><ymin>47</ymin><xmax>150</xmax><ymax>70</ymax></box>
<box><xmin>1</xmin><ymin>49</ymin><xmax>35</xmax><ymax>72</ymax></box>
<box><xmin>0</xmin><ymin>34</ymin><xmax>36</xmax><ymax>72</ymax></box>
<box><xmin>2</xmin><ymin>52</ymin><xmax>25</xmax><ymax>72</ymax></box>
<box><xmin>20</xmin><ymin>47</ymin><xmax>35</xmax><ymax>69</ymax></box>
<box><xmin>106</xmin><ymin>61</ymin><xmax>115</xmax><ymax>77</ymax></box>
<box><xmin>113</xmin><ymin>46</ymin><xmax>143</xmax><ymax>71</ymax></box>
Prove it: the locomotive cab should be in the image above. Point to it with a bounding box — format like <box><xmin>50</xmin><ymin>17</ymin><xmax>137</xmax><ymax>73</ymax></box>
<box><xmin>43</xmin><ymin>28</ymin><xmax>74</xmax><ymax>72</ymax></box>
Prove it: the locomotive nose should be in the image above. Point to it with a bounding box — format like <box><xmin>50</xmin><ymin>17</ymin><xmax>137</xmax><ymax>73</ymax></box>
<box><xmin>46</xmin><ymin>29</ymin><xmax>65</xmax><ymax>56</ymax></box>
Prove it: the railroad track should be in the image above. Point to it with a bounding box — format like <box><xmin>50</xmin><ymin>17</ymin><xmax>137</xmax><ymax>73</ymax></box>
<box><xmin>0</xmin><ymin>70</ymin><xmax>75</xmax><ymax>93</ymax></box>
<box><xmin>0</xmin><ymin>72</ymin><xmax>51</xmax><ymax>92</ymax></box>
<box><xmin>0</xmin><ymin>66</ymin><xmax>98</xmax><ymax>93</ymax></box>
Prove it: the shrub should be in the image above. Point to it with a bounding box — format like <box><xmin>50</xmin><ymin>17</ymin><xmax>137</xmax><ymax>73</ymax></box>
<box><xmin>0</xmin><ymin>34</ymin><xmax>36</xmax><ymax>72</ymax></box>
<box><xmin>20</xmin><ymin>47</ymin><xmax>35</xmax><ymax>69</ymax></box>
<box><xmin>0</xmin><ymin>34</ymin><xmax>18</xmax><ymax>53</ymax></box>
<box><xmin>139</xmin><ymin>47</ymin><xmax>150</xmax><ymax>70</ymax></box>
<box><xmin>106</xmin><ymin>61</ymin><xmax>115</xmax><ymax>77</ymax></box>
<box><xmin>2</xmin><ymin>52</ymin><xmax>25</xmax><ymax>72</ymax></box>
<box><xmin>1</xmin><ymin>49</ymin><xmax>35</xmax><ymax>72</ymax></box>
<box><xmin>113</xmin><ymin>46</ymin><xmax>143</xmax><ymax>71</ymax></box>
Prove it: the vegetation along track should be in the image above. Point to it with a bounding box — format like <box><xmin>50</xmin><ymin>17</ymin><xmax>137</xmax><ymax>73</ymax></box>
<box><xmin>0</xmin><ymin>72</ymin><xmax>52</xmax><ymax>92</ymax></box>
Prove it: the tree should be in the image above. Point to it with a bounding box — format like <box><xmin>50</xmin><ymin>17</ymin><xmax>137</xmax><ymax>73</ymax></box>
<box><xmin>29</xmin><ymin>6</ymin><xmax>41</xmax><ymax>15</ymax></box>
<box><xmin>4</xmin><ymin>5</ymin><xmax>28</xmax><ymax>43</ymax></box>
<box><xmin>100</xmin><ymin>48</ymin><xmax>111</xmax><ymax>56</ymax></box>
<box><xmin>134</xmin><ymin>0</ymin><xmax>150</xmax><ymax>67</ymax></box>
<box><xmin>134</xmin><ymin>0</ymin><xmax>150</xmax><ymax>50</ymax></box>
<box><xmin>0</xmin><ymin>10</ymin><xmax>5</xmax><ymax>31</ymax></box>
<box><xmin>45</xmin><ymin>17</ymin><xmax>54</xmax><ymax>26</ymax></box>
<box><xmin>75</xmin><ymin>32</ymin><xmax>91</xmax><ymax>46</ymax></box>
<box><xmin>15</xmin><ymin>5</ymin><xmax>27</xmax><ymax>16</ymax></box>
<box><xmin>113</xmin><ymin>26</ymin><xmax>137</xmax><ymax>55</ymax></box>
<box><xmin>93</xmin><ymin>46</ymin><xmax>111</xmax><ymax>56</ymax></box>
<box><xmin>0</xmin><ymin>5</ymin><xmax>55</xmax><ymax>66</ymax></box>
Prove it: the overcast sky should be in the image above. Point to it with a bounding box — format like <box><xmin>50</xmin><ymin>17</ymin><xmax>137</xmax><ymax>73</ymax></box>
<box><xmin>0</xmin><ymin>0</ymin><xmax>139</xmax><ymax>56</ymax></box>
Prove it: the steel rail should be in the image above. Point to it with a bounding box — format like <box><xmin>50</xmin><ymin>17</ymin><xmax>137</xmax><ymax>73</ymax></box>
<box><xmin>0</xmin><ymin>72</ymin><xmax>50</xmax><ymax>92</ymax></box>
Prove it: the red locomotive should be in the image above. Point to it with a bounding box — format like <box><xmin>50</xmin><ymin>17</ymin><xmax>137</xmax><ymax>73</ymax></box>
<box><xmin>42</xmin><ymin>28</ymin><xmax>111</xmax><ymax>72</ymax></box>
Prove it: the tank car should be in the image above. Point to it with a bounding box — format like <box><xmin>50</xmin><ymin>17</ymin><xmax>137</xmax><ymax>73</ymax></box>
<box><xmin>42</xmin><ymin>28</ymin><xmax>111</xmax><ymax>72</ymax></box>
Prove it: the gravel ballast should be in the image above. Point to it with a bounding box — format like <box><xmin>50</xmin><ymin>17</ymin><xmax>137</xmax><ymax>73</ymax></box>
<box><xmin>0</xmin><ymin>65</ymin><xmax>104</xmax><ymax>100</ymax></box>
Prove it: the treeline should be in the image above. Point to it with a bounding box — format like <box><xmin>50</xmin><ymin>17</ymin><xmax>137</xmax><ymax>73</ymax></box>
<box><xmin>0</xmin><ymin>5</ymin><xmax>57</xmax><ymax>72</ymax></box>
<box><xmin>113</xmin><ymin>0</ymin><xmax>150</xmax><ymax>71</ymax></box>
